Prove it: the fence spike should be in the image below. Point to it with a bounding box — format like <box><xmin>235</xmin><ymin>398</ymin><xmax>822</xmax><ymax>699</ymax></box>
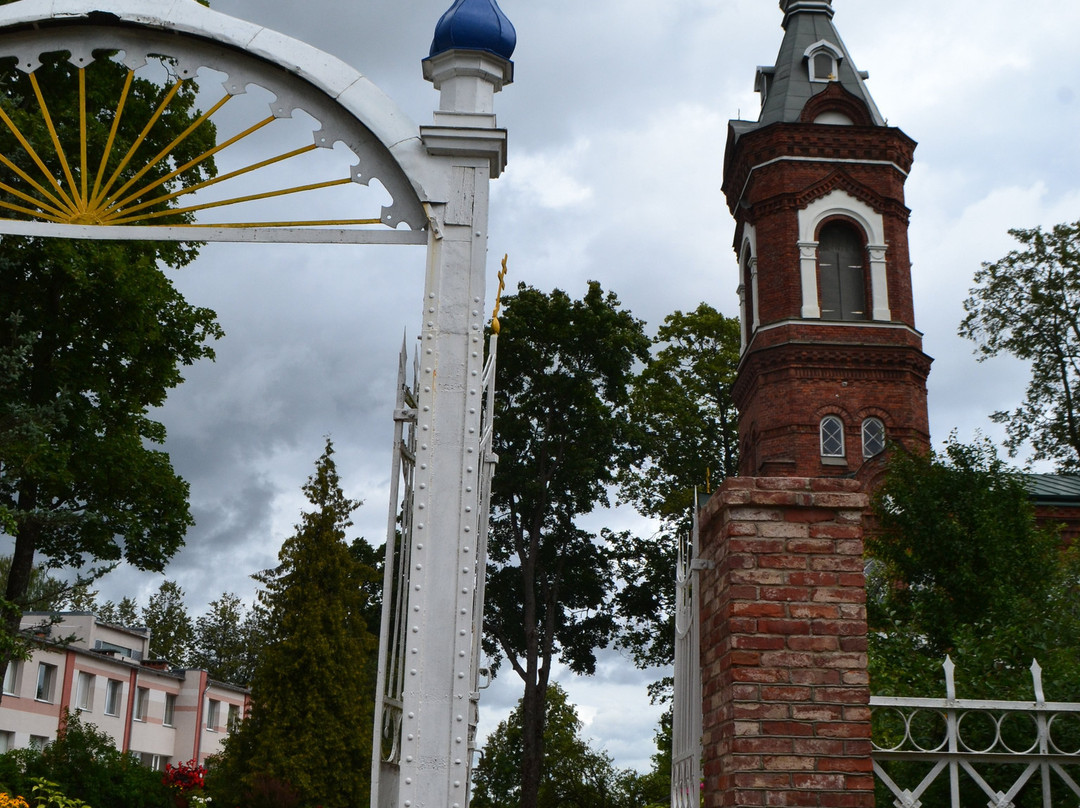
<box><xmin>943</xmin><ymin>655</ymin><xmax>956</xmax><ymax>701</ymax></box>
<box><xmin>1031</xmin><ymin>659</ymin><xmax>1045</xmax><ymax>705</ymax></box>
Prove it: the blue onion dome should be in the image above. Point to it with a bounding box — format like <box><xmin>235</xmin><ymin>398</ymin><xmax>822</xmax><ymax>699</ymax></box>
<box><xmin>429</xmin><ymin>0</ymin><xmax>517</xmax><ymax>60</ymax></box>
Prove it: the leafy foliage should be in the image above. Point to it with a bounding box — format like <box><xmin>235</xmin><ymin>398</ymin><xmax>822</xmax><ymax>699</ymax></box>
<box><xmin>472</xmin><ymin>683</ymin><xmax>666</xmax><ymax>808</ymax></box>
<box><xmin>207</xmin><ymin>440</ymin><xmax>379</xmax><ymax>808</ymax></box>
<box><xmin>141</xmin><ymin>580</ymin><xmax>193</xmax><ymax>664</ymax></box>
<box><xmin>960</xmin><ymin>221</ymin><xmax>1080</xmax><ymax>471</ymax></box>
<box><xmin>867</xmin><ymin>435</ymin><xmax>1080</xmax><ymax>699</ymax></box>
<box><xmin>614</xmin><ymin>303</ymin><xmax>741</xmax><ymax>675</ymax></box>
<box><xmin>483</xmin><ymin>282</ymin><xmax>649</xmax><ymax>808</ymax></box>
<box><xmin>0</xmin><ymin>46</ymin><xmax>221</xmax><ymax>672</ymax></box>
<box><xmin>189</xmin><ymin>592</ymin><xmax>263</xmax><ymax>687</ymax></box>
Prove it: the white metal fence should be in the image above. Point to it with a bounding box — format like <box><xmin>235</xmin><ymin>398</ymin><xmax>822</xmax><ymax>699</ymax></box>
<box><xmin>871</xmin><ymin>657</ymin><xmax>1080</xmax><ymax>808</ymax></box>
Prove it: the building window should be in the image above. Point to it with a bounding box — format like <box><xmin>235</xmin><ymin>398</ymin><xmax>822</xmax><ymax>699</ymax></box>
<box><xmin>227</xmin><ymin>703</ymin><xmax>240</xmax><ymax>731</ymax></box>
<box><xmin>862</xmin><ymin>418</ymin><xmax>886</xmax><ymax>458</ymax></box>
<box><xmin>105</xmin><ymin>680</ymin><xmax>123</xmax><ymax>716</ymax></box>
<box><xmin>35</xmin><ymin>663</ymin><xmax>57</xmax><ymax>702</ymax></box>
<box><xmin>137</xmin><ymin>752</ymin><xmax>166</xmax><ymax>771</ymax></box>
<box><xmin>3</xmin><ymin>661</ymin><xmax>19</xmax><ymax>695</ymax></box>
<box><xmin>820</xmin><ymin>416</ymin><xmax>845</xmax><ymax>458</ymax></box>
<box><xmin>805</xmin><ymin>40</ymin><xmax>842</xmax><ymax>82</ymax></box>
<box><xmin>0</xmin><ymin>731</ymin><xmax>13</xmax><ymax>753</ymax></box>
<box><xmin>206</xmin><ymin>699</ymin><xmax>220</xmax><ymax>731</ymax></box>
<box><xmin>76</xmin><ymin>672</ymin><xmax>94</xmax><ymax>712</ymax></box>
<box><xmin>134</xmin><ymin>687</ymin><xmax>149</xmax><ymax>721</ymax></box>
<box><xmin>164</xmin><ymin>693</ymin><xmax>176</xmax><ymax>727</ymax></box>
<box><xmin>818</xmin><ymin>221</ymin><xmax>868</xmax><ymax>321</ymax></box>
<box><xmin>29</xmin><ymin>735</ymin><xmax>49</xmax><ymax>752</ymax></box>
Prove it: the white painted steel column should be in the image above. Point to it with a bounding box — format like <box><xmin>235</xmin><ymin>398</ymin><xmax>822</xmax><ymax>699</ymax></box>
<box><xmin>395</xmin><ymin>49</ymin><xmax>510</xmax><ymax>808</ymax></box>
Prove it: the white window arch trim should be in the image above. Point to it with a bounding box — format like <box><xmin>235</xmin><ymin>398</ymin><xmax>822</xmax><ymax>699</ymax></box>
<box><xmin>804</xmin><ymin>40</ymin><xmax>844</xmax><ymax>83</ymax></box>
<box><xmin>737</xmin><ymin>225</ymin><xmax>759</xmax><ymax>352</ymax></box>
<box><xmin>797</xmin><ymin>189</ymin><xmax>890</xmax><ymax>321</ymax></box>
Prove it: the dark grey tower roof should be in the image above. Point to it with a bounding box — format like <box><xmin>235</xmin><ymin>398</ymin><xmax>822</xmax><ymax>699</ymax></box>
<box><xmin>737</xmin><ymin>0</ymin><xmax>885</xmax><ymax>135</ymax></box>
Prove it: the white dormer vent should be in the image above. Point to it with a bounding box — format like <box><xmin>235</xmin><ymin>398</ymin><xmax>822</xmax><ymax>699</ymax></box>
<box><xmin>804</xmin><ymin>40</ymin><xmax>843</xmax><ymax>82</ymax></box>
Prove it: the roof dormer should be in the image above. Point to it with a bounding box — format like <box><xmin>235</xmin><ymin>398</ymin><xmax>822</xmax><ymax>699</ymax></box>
<box><xmin>805</xmin><ymin>40</ymin><xmax>843</xmax><ymax>83</ymax></box>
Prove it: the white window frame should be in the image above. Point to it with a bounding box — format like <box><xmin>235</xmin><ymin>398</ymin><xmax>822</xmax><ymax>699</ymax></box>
<box><xmin>3</xmin><ymin>660</ymin><xmax>20</xmax><ymax>695</ymax></box>
<box><xmin>35</xmin><ymin>663</ymin><xmax>57</xmax><ymax>703</ymax></box>
<box><xmin>76</xmin><ymin>671</ymin><xmax>94</xmax><ymax>712</ymax></box>
<box><xmin>29</xmin><ymin>734</ymin><xmax>49</xmax><ymax>751</ymax></box>
<box><xmin>805</xmin><ymin>39</ymin><xmax>843</xmax><ymax>83</ymax></box>
<box><xmin>164</xmin><ymin>693</ymin><xmax>176</xmax><ymax>727</ymax></box>
<box><xmin>206</xmin><ymin>698</ymin><xmax>220</xmax><ymax>731</ymax></box>
<box><xmin>862</xmin><ymin>417</ymin><xmax>886</xmax><ymax>458</ymax></box>
<box><xmin>134</xmin><ymin>686</ymin><xmax>149</xmax><ymax>721</ymax></box>
<box><xmin>105</xmin><ymin>679</ymin><xmax>123</xmax><ymax>716</ymax></box>
<box><xmin>820</xmin><ymin>415</ymin><xmax>845</xmax><ymax>458</ymax></box>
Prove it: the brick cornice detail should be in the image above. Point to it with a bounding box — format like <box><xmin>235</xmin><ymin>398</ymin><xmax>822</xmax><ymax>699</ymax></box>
<box><xmin>799</xmin><ymin>82</ymin><xmax>876</xmax><ymax>126</ymax></box>
<box><xmin>733</xmin><ymin>341</ymin><xmax>932</xmax><ymax>407</ymax></box>
<box><xmin>723</xmin><ymin>123</ymin><xmax>917</xmax><ymax>211</ymax></box>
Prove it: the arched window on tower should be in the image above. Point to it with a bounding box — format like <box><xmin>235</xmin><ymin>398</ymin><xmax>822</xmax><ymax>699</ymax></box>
<box><xmin>862</xmin><ymin>418</ymin><xmax>886</xmax><ymax>458</ymax></box>
<box><xmin>740</xmin><ymin>243</ymin><xmax>755</xmax><ymax>344</ymax></box>
<box><xmin>817</xmin><ymin>221</ymin><xmax>868</xmax><ymax>321</ymax></box>
<box><xmin>820</xmin><ymin>415</ymin><xmax>845</xmax><ymax>458</ymax></box>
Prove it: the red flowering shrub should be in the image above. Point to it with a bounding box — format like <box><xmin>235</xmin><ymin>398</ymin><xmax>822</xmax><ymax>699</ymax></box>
<box><xmin>162</xmin><ymin>760</ymin><xmax>206</xmax><ymax>793</ymax></box>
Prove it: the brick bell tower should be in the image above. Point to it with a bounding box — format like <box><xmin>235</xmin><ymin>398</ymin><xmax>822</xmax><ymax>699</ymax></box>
<box><xmin>723</xmin><ymin>0</ymin><xmax>932</xmax><ymax>486</ymax></box>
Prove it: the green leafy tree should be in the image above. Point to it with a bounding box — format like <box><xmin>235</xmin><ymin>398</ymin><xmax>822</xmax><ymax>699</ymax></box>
<box><xmin>189</xmin><ymin>592</ymin><xmax>262</xmax><ymax>686</ymax></box>
<box><xmin>472</xmin><ymin>683</ymin><xmax>660</xmax><ymax>808</ymax></box>
<box><xmin>960</xmin><ymin>221</ymin><xmax>1080</xmax><ymax>470</ymax></box>
<box><xmin>483</xmin><ymin>282</ymin><xmax>650</xmax><ymax>808</ymax></box>
<box><xmin>0</xmin><ymin>38</ymin><xmax>221</xmax><ymax>679</ymax></box>
<box><xmin>614</xmin><ymin>303</ymin><xmax>741</xmax><ymax>680</ymax></box>
<box><xmin>0</xmin><ymin>556</ymin><xmax>67</xmax><ymax>612</ymax></box>
<box><xmin>867</xmin><ymin>435</ymin><xmax>1080</xmax><ymax>699</ymax></box>
<box><xmin>215</xmin><ymin>440</ymin><xmax>379</xmax><ymax>808</ymax></box>
<box><xmin>95</xmin><ymin>597</ymin><xmax>140</xmax><ymax>628</ymax></box>
<box><xmin>141</xmin><ymin>580</ymin><xmax>193</xmax><ymax>665</ymax></box>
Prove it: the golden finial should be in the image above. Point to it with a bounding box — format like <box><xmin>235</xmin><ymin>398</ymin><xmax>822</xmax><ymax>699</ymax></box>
<box><xmin>491</xmin><ymin>254</ymin><xmax>508</xmax><ymax>334</ymax></box>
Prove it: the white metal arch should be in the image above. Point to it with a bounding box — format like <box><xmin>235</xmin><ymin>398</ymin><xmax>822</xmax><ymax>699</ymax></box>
<box><xmin>0</xmin><ymin>0</ymin><xmax>454</xmax><ymax>243</ymax></box>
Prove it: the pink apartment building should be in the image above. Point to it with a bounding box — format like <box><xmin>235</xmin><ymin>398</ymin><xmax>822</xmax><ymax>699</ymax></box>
<box><xmin>0</xmin><ymin>612</ymin><xmax>250</xmax><ymax>768</ymax></box>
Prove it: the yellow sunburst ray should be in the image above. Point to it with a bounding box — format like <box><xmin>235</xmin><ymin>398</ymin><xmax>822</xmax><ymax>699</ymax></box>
<box><xmin>29</xmin><ymin>72</ymin><xmax>83</xmax><ymax>211</ymax></box>
<box><xmin>90</xmin><ymin>68</ymin><xmax>135</xmax><ymax>205</ymax></box>
<box><xmin>100</xmin><ymin>91</ymin><xmax>231</xmax><ymax>213</ymax></box>
<box><xmin>107</xmin><ymin>143</ymin><xmax>319</xmax><ymax>221</ymax></box>
<box><xmin>0</xmin><ymin>176</ymin><xmax>67</xmax><ymax>219</ymax></box>
<box><xmin>0</xmin><ymin>152</ymin><xmax>70</xmax><ymax>214</ymax></box>
<box><xmin>90</xmin><ymin>78</ymin><xmax>183</xmax><ymax>210</ymax></box>
<box><xmin>0</xmin><ymin>100</ymin><xmax>77</xmax><ymax>214</ymax></box>
<box><xmin>0</xmin><ymin>198</ymin><xmax>65</xmax><ymax>222</ymax></box>
<box><xmin>106</xmin><ymin>177</ymin><xmax>355</xmax><ymax>225</ymax></box>
<box><xmin>185</xmin><ymin>218</ymin><xmax>383</xmax><ymax>228</ymax></box>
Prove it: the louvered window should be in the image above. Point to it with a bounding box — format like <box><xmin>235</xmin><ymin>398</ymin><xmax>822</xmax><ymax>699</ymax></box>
<box><xmin>818</xmin><ymin>222</ymin><xmax>868</xmax><ymax>321</ymax></box>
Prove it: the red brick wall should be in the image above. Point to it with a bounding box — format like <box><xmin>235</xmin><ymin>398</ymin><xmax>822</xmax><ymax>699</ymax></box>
<box><xmin>698</xmin><ymin>477</ymin><xmax>874</xmax><ymax>808</ymax></box>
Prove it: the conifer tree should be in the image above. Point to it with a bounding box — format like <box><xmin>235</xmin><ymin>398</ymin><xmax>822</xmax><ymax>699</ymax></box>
<box><xmin>224</xmin><ymin>439</ymin><xmax>379</xmax><ymax>808</ymax></box>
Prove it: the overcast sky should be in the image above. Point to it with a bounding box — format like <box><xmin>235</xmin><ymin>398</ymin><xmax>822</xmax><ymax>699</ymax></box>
<box><xmin>10</xmin><ymin>0</ymin><xmax>1080</xmax><ymax>774</ymax></box>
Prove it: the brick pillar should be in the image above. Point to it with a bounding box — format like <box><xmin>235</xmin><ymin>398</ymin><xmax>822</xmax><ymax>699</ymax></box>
<box><xmin>698</xmin><ymin>477</ymin><xmax>875</xmax><ymax>808</ymax></box>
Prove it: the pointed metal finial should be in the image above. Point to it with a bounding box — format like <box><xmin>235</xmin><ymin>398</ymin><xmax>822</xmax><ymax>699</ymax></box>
<box><xmin>1031</xmin><ymin>659</ymin><xmax>1045</xmax><ymax>705</ymax></box>
<box><xmin>943</xmin><ymin>655</ymin><xmax>956</xmax><ymax>701</ymax></box>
